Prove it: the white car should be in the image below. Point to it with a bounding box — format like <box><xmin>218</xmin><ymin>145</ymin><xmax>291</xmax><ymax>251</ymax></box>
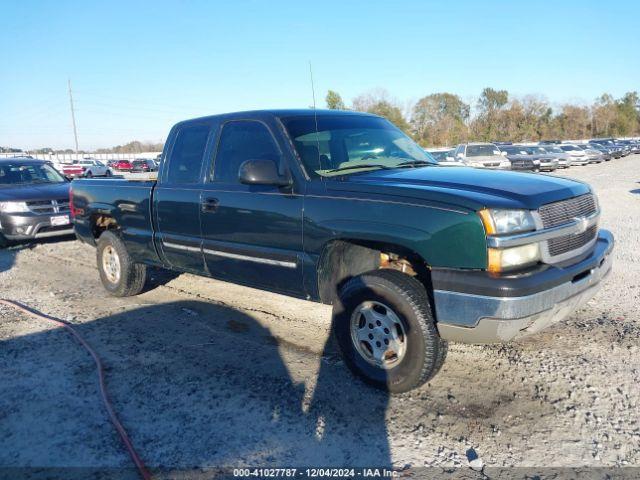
<box><xmin>76</xmin><ymin>159</ymin><xmax>113</xmax><ymax>177</ymax></box>
<box><xmin>558</xmin><ymin>144</ymin><xmax>590</xmax><ymax>166</ymax></box>
<box><xmin>452</xmin><ymin>143</ymin><xmax>511</xmax><ymax>169</ymax></box>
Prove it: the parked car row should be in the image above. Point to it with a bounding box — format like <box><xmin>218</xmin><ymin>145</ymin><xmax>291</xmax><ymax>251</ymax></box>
<box><xmin>47</xmin><ymin>157</ymin><xmax>161</xmax><ymax>178</ymax></box>
<box><xmin>427</xmin><ymin>137</ymin><xmax>640</xmax><ymax>171</ymax></box>
<box><xmin>105</xmin><ymin>158</ymin><xmax>159</xmax><ymax>172</ymax></box>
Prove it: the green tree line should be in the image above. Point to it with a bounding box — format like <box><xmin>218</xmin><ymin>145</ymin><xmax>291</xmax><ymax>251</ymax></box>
<box><xmin>325</xmin><ymin>88</ymin><xmax>640</xmax><ymax>147</ymax></box>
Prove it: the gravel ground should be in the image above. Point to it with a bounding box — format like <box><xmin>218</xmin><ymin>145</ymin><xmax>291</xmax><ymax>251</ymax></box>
<box><xmin>0</xmin><ymin>155</ymin><xmax>639</xmax><ymax>477</ymax></box>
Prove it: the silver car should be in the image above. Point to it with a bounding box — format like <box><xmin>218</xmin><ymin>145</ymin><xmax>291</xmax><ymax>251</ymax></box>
<box><xmin>452</xmin><ymin>143</ymin><xmax>511</xmax><ymax>169</ymax></box>
<box><xmin>576</xmin><ymin>145</ymin><xmax>605</xmax><ymax>164</ymax></box>
<box><xmin>537</xmin><ymin>145</ymin><xmax>573</xmax><ymax>168</ymax></box>
<box><xmin>559</xmin><ymin>144</ymin><xmax>590</xmax><ymax>166</ymax></box>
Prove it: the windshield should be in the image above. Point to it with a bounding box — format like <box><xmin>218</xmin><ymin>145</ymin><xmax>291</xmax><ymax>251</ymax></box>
<box><xmin>501</xmin><ymin>146</ymin><xmax>527</xmax><ymax>155</ymax></box>
<box><xmin>0</xmin><ymin>162</ymin><xmax>66</xmax><ymax>185</ymax></box>
<box><xmin>466</xmin><ymin>145</ymin><xmax>500</xmax><ymax>157</ymax></box>
<box><xmin>560</xmin><ymin>145</ymin><xmax>579</xmax><ymax>151</ymax></box>
<box><xmin>281</xmin><ymin>115</ymin><xmax>436</xmax><ymax>177</ymax></box>
<box><xmin>542</xmin><ymin>146</ymin><xmax>563</xmax><ymax>153</ymax></box>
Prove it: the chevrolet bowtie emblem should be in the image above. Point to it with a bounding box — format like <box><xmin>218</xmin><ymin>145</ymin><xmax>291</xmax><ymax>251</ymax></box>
<box><xmin>573</xmin><ymin>216</ymin><xmax>589</xmax><ymax>234</ymax></box>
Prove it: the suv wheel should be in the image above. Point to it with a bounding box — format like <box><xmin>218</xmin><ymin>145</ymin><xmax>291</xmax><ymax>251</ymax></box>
<box><xmin>333</xmin><ymin>269</ymin><xmax>447</xmax><ymax>393</ymax></box>
<box><xmin>96</xmin><ymin>231</ymin><xmax>147</xmax><ymax>297</ymax></box>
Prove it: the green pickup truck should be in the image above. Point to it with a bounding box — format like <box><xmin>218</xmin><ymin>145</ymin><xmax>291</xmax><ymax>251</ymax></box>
<box><xmin>71</xmin><ymin>110</ymin><xmax>614</xmax><ymax>392</ymax></box>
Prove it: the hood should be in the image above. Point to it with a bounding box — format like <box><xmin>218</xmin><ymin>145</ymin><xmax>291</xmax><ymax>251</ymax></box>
<box><xmin>328</xmin><ymin>166</ymin><xmax>590</xmax><ymax>211</ymax></box>
<box><xmin>0</xmin><ymin>182</ymin><xmax>70</xmax><ymax>202</ymax></box>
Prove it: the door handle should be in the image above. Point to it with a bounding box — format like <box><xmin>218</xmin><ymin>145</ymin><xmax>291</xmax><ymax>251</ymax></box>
<box><xmin>201</xmin><ymin>197</ymin><xmax>219</xmax><ymax>213</ymax></box>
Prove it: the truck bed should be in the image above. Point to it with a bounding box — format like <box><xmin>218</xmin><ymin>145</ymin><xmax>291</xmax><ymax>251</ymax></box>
<box><xmin>71</xmin><ymin>178</ymin><xmax>160</xmax><ymax>264</ymax></box>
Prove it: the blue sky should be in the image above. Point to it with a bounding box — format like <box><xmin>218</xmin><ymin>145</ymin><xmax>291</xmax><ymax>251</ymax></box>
<box><xmin>1</xmin><ymin>0</ymin><xmax>638</xmax><ymax>150</ymax></box>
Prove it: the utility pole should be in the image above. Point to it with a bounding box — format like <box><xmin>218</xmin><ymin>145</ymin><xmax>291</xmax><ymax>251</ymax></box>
<box><xmin>67</xmin><ymin>78</ymin><xmax>79</xmax><ymax>152</ymax></box>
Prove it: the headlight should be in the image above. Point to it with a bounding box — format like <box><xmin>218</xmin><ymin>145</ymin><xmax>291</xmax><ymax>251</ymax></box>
<box><xmin>478</xmin><ymin>208</ymin><xmax>536</xmax><ymax>235</ymax></box>
<box><xmin>0</xmin><ymin>201</ymin><xmax>29</xmax><ymax>213</ymax></box>
<box><xmin>488</xmin><ymin>243</ymin><xmax>540</xmax><ymax>272</ymax></box>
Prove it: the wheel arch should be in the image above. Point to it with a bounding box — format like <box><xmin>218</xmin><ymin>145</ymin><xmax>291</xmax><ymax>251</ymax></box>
<box><xmin>316</xmin><ymin>238</ymin><xmax>432</xmax><ymax>305</ymax></box>
<box><xmin>88</xmin><ymin>203</ymin><xmax>121</xmax><ymax>239</ymax></box>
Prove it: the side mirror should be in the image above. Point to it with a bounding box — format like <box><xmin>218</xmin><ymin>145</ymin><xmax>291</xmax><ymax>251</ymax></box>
<box><xmin>238</xmin><ymin>159</ymin><xmax>291</xmax><ymax>186</ymax></box>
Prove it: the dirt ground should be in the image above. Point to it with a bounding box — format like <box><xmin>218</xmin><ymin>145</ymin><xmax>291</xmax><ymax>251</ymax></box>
<box><xmin>1</xmin><ymin>155</ymin><xmax>639</xmax><ymax>476</ymax></box>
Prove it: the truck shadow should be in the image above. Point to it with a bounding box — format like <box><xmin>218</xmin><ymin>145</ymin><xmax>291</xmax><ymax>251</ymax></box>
<box><xmin>0</xmin><ymin>235</ymin><xmax>76</xmax><ymax>273</ymax></box>
<box><xmin>0</xmin><ymin>300</ymin><xmax>392</xmax><ymax>471</ymax></box>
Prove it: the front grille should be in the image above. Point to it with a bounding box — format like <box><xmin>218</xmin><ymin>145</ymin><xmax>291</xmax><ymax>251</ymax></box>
<box><xmin>56</xmin><ymin>199</ymin><xmax>70</xmax><ymax>213</ymax></box>
<box><xmin>26</xmin><ymin>198</ymin><xmax>69</xmax><ymax>214</ymax></box>
<box><xmin>547</xmin><ymin>225</ymin><xmax>597</xmax><ymax>256</ymax></box>
<box><xmin>511</xmin><ymin>160</ymin><xmax>532</xmax><ymax>169</ymax></box>
<box><xmin>27</xmin><ymin>200</ymin><xmax>55</xmax><ymax>213</ymax></box>
<box><xmin>37</xmin><ymin>225</ymin><xmax>73</xmax><ymax>234</ymax></box>
<box><xmin>539</xmin><ymin>194</ymin><xmax>597</xmax><ymax>228</ymax></box>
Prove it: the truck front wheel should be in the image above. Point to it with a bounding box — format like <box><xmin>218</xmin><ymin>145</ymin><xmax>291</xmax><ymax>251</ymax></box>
<box><xmin>96</xmin><ymin>231</ymin><xmax>147</xmax><ymax>297</ymax></box>
<box><xmin>333</xmin><ymin>269</ymin><xmax>447</xmax><ymax>393</ymax></box>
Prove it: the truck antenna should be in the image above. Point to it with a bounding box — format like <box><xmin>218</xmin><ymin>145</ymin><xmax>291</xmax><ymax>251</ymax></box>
<box><xmin>309</xmin><ymin>61</ymin><xmax>317</xmax><ymax>110</ymax></box>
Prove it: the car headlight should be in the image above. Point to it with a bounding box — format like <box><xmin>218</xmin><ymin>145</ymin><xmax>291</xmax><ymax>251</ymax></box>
<box><xmin>487</xmin><ymin>243</ymin><xmax>540</xmax><ymax>272</ymax></box>
<box><xmin>479</xmin><ymin>209</ymin><xmax>540</xmax><ymax>272</ymax></box>
<box><xmin>478</xmin><ymin>208</ymin><xmax>536</xmax><ymax>235</ymax></box>
<box><xmin>0</xmin><ymin>201</ymin><xmax>30</xmax><ymax>213</ymax></box>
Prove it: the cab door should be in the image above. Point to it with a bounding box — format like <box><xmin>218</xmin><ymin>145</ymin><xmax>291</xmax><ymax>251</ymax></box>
<box><xmin>154</xmin><ymin>122</ymin><xmax>212</xmax><ymax>273</ymax></box>
<box><xmin>199</xmin><ymin>119</ymin><xmax>305</xmax><ymax>296</ymax></box>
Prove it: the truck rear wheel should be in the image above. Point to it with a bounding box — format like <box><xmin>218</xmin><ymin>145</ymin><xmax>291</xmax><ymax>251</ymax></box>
<box><xmin>332</xmin><ymin>269</ymin><xmax>447</xmax><ymax>393</ymax></box>
<box><xmin>96</xmin><ymin>231</ymin><xmax>146</xmax><ymax>297</ymax></box>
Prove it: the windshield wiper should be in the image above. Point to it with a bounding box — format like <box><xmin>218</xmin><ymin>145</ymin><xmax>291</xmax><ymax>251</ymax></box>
<box><xmin>395</xmin><ymin>160</ymin><xmax>437</xmax><ymax>168</ymax></box>
<box><xmin>327</xmin><ymin>164</ymin><xmax>392</xmax><ymax>174</ymax></box>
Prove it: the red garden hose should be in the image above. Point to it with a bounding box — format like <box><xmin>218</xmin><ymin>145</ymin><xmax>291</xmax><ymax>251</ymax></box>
<box><xmin>0</xmin><ymin>299</ymin><xmax>152</xmax><ymax>480</ymax></box>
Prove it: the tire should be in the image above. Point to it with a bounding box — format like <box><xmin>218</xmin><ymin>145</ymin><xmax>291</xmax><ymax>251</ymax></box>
<box><xmin>96</xmin><ymin>231</ymin><xmax>147</xmax><ymax>297</ymax></box>
<box><xmin>85</xmin><ymin>171</ymin><xmax>93</xmax><ymax>178</ymax></box>
<box><xmin>105</xmin><ymin>169</ymin><xmax>112</xmax><ymax>177</ymax></box>
<box><xmin>332</xmin><ymin>269</ymin><xmax>447</xmax><ymax>393</ymax></box>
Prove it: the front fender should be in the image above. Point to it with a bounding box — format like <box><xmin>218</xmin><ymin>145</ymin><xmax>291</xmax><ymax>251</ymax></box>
<box><xmin>304</xmin><ymin>198</ymin><xmax>487</xmax><ymax>270</ymax></box>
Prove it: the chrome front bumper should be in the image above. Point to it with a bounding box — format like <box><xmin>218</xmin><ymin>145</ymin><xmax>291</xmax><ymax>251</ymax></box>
<box><xmin>434</xmin><ymin>231</ymin><xmax>614</xmax><ymax>344</ymax></box>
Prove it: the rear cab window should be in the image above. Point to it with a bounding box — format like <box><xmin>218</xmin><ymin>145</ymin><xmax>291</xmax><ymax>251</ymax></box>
<box><xmin>166</xmin><ymin>124</ymin><xmax>211</xmax><ymax>184</ymax></box>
